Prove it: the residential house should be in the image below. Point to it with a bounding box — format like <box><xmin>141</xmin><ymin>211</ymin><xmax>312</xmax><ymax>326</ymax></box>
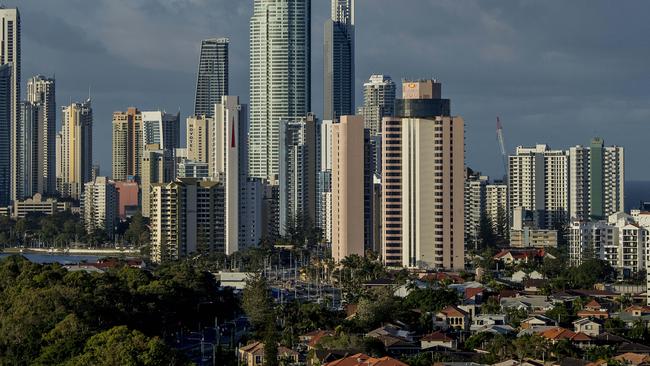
<box><xmin>500</xmin><ymin>295</ymin><xmax>555</xmax><ymax>313</ymax></box>
<box><xmin>618</xmin><ymin>305</ymin><xmax>650</xmax><ymax>327</ymax></box>
<box><xmin>573</xmin><ymin>318</ymin><xmax>603</xmax><ymax>337</ymax></box>
<box><xmin>421</xmin><ymin>331</ymin><xmax>457</xmax><ymax>350</ymax></box>
<box><xmin>537</xmin><ymin>327</ymin><xmax>593</xmax><ymax>348</ymax></box>
<box><xmin>519</xmin><ymin>315</ymin><xmax>555</xmax><ymax>330</ymax></box>
<box><xmin>493</xmin><ymin>249</ymin><xmax>556</xmax><ymax>266</ymax></box>
<box><xmin>436</xmin><ymin>305</ymin><xmax>470</xmax><ymax>331</ymax></box>
<box><xmin>471</xmin><ymin>314</ymin><xmax>506</xmax><ymax>330</ymax></box>
<box><xmin>524</xmin><ymin>279</ymin><xmax>548</xmax><ymax>293</ymax></box>
<box><xmin>576</xmin><ymin>299</ymin><xmax>610</xmax><ymax>319</ymax></box>
<box><xmin>300</xmin><ymin>330</ymin><xmax>334</xmax><ymax>350</ymax></box>
<box><xmin>511</xmin><ymin>270</ymin><xmax>544</xmax><ymax>283</ymax></box>
<box><xmin>238</xmin><ymin>341</ymin><xmax>299</xmax><ymax>366</ymax></box>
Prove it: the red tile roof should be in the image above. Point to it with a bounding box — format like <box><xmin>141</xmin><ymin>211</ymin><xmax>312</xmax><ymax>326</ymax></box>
<box><xmin>438</xmin><ymin>305</ymin><xmax>468</xmax><ymax>317</ymax></box>
<box><xmin>464</xmin><ymin>287</ymin><xmax>484</xmax><ymax>300</ymax></box>
<box><xmin>421</xmin><ymin>331</ymin><xmax>454</xmax><ymax>342</ymax></box>
<box><xmin>539</xmin><ymin>327</ymin><xmax>592</xmax><ymax>342</ymax></box>
<box><xmin>325</xmin><ymin>353</ymin><xmax>408</xmax><ymax>366</ymax></box>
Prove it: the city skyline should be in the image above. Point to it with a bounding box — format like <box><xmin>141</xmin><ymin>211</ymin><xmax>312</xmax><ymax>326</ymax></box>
<box><xmin>5</xmin><ymin>0</ymin><xmax>650</xmax><ymax>182</ymax></box>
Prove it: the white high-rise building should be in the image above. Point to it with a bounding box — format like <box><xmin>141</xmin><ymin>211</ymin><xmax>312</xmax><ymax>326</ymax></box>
<box><xmin>249</xmin><ymin>0</ymin><xmax>311</xmax><ymax>180</ymax></box>
<box><xmin>508</xmin><ymin>145</ymin><xmax>568</xmax><ymax>229</ymax></box>
<box><xmin>212</xmin><ymin>96</ymin><xmax>248</xmax><ymax>254</ymax></box>
<box><xmin>464</xmin><ymin>172</ymin><xmax>488</xmax><ymax>246</ymax></box>
<box><xmin>141</xmin><ymin>111</ymin><xmax>180</xmax><ymax>151</ymax></box>
<box><xmin>317</xmin><ymin>120</ymin><xmax>334</xmax><ymax>244</ymax></box>
<box><xmin>279</xmin><ymin>114</ymin><xmax>317</xmax><ymax>236</ymax></box>
<box><xmin>359</xmin><ymin>75</ymin><xmax>396</xmax><ymax>137</ymax></box>
<box><xmin>569</xmin><ymin>138</ymin><xmax>624</xmax><ymax>221</ymax></box>
<box><xmin>0</xmin><ymin>8</ymin><xmax>20</xmax><ymax>203</ymax></box>
<box><xmin>569</xmin><ymin>212</ymin><xmax>648</xmax><ymax>276</ymax></box>
<box><xmin>83</xmin><ymin>176</ymin><xmax>118</xmax><ymax>239</ymax></box>
<box><xmin>27</xmin><ymin>75</ymin><xmax>56</xmax><ymax>195</ymax></box>
<box><xmin>486</xmin><ymin>183</ymin><xmax>508</xmax><ymax>233</ymax></box>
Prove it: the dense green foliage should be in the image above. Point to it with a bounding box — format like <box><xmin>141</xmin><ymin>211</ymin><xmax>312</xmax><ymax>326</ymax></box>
<box><xmin>0</xmin><ymin>255</ymin><xmax>238</xmax><ymax>365</ymax></box>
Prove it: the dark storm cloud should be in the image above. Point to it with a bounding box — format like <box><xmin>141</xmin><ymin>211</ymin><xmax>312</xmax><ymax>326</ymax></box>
<box><xmin>6</xmin><ymin>0</ymin><xmax>650</xmax><ymax>180</ymax></box>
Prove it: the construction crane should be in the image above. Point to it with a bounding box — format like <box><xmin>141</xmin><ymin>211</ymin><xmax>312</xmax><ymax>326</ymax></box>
<box><xmin>496</xmin><ymin>117</ymin><xmax>508</xmax><ymax>181</ymax></box>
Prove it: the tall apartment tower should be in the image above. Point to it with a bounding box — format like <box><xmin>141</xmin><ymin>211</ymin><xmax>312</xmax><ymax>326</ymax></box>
<box><xmin>464</xmin><ymin>171</ymin><xmax>488</xmax><ymax>246</ymax></box>
<box><xmin>186</xmin><ymin>115</ymin><xmax>212</xmax><ymax>165</ymax></box>
<box><xmin>381</xmin><ymin>80</ymin><xmax>464</xmax><ymax>270</ymax></box>
<box><xmin>150</xmin><ymin>179</ymin><xmax>224</xmax><ymax>263</ymax></box>
<box><xmin>324</xmin><ymin>0</ymin><xmax>354</xmax><ymax>121</ymax></box>
<box><xmin>279</xmin><ymin>114</ymin><xmax>317</xmax><ymax>236</ymax></box>
<box><xmin>58</xmin><ymin>99</ymin><xmax>93</xmax><ymax>200</ymax></box>
<box><xmin>0</xmin><ymin>65</ymin><xmax>10</xmax><ymax>207</ymax></box>
<box><xmin>140</xmin><ymin>144</ymin><xmax>174</xmax><ymax>217</ymax></box>
<box><xmin>83</xmin><ymin>176</ymin><xmax>118</xmax><ymax>239</ymax></box>
<box><xmin>249</xmin><ymin>0</ymin><xmax>311</xmax><ymax>180</ymax></box>
<box><xmin>0</xmin><ymin>8</ymin><xmax>20</xmax><ymax>203</ymax></box>
<box><xmin>212</xmin><ymin>96</ymin><xmax>249</xmax><ymax>254</ymax></box>
<box><xmin>569</xmin><ymin>138</ymin><xmax>624</xmax><ymax>221</ymax></box>
<box><xmin>486</xmin><ymin>183</ymin><xmax>508</xmax><ymax>233</ymax></box>
<box><xmin>359</xmin><ymin>74</ymin><xmax>396</xmax><ymax>136</ymax></box>
<box><xmin>509</xmin><ymin>145</ymin><xmax>568</xmax><ymax>229</ymax></box>
<box><xmin>112</xmin><ymin>107</ymin><xmax>142</xmax><ymax>181</ymax></box>
<box><xmin>25</xmin><ymin>75</ymin><xmax>56</xmax><ymax>195</ymax></box>
<box><xmin>360</xmin><ymin>75</ymin><xmax>396</xmax><ymax>177</ymax></box>
<box><xmin>141</xmin><ymin>111</ymin><xmax>180</xmax><ymax>151</ymax></box>
<box><xmin>194</xmin><ymin>38</ymin><xmax>229</xmax><ymax>118</ymax></box>
<box><xmin>317</xmin><ymin>120</ymin><xmax>334</xmax><ymax>244</ymax></box>
<box><xmin>18</xmin><ymin>102</ymin><xmax>38</xmax><ymax>199</ymax></box>
<box><xmin>331</xmin><ymin>115</ymin><xmax>365</xmax><ymax>262</ymax></box>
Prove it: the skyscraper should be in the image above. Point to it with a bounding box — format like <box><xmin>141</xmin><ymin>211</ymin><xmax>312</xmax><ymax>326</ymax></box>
<box><xmin>249</xmin><ymin>0</ymin><xmax>311</xmax><ymax>180</ymax></box>
<box><xmin>112</xmin><ymin>107</ymin><xmax>142</xmax><ymax>181</ymax></box>
<box><xmin>18</xmin><ymin>101</ymin><xmax>38</xmax><ymax>199</ymax></box>
<box><xmin>186</xmin><ymin>115</ymin><xmax>212</xmax><ymax>165</ymax></box>
<box><xmin>141</xmin><ymin>111</ymin><xmax>180</xmax><ymax>151</ymax></box>
<box><xmin>509</xmin><ymin>145</ymin><xmax>568</xmax><ymax>229</ymax></box>
<box><xmin>83</xmin><ymin>176</ymin><xmax>118</xmax><ymax>239</ymax></box>
<box><xmin>317</xmin><ymin>120</ymin><xmax>334</xmax><ymax>244</ymax></box>
<box><xmin>58</xmin><ymin>99</ymin><xmax>93</xmax><ymax>200</ymax></box>
<box><xmin>140</xmin><ymin>144</ymin><xmax>174</xmax><ymax>218</ymax></box>
<box><xmin>194</xmin><ymin>38</ymin><xmax>229</xmax><ymax>118</ymax></box>
<box><xmin>150</xmin><ymin>179</ymin><xmax>225</xmax><ymax>263</ymax></box>
<box><xmin>324</xmin><ymin>0</ymin><xmax>354</xmax><ymax>121</ymax></box>
<box><xmin>360</xmin><ymin>74</ymin><xmax>396</xmax><ymax>136</ymax></box>
<box><xmin>27</xmin><ymin>75</ymin><xmax>56</xmax><ymax>195</ymax></box>
<box><xmin>381</xmin><ymin>80</ymin><xmax>464</xmax><ymax>270</ymax></box>
<box><xmin>212</xmin><ymin>96</ymin><xmax>248</xmax><ymax>254</ymax></box>
<box><xmin>0</xmin><ymin>8</ymin><xmax>20</xmax><ymax>203</ymax></box>
<box><xmin>331</xmin><ymin>115</ymin><xmax>365</xmax><ymax>262</ymax></box>
<box><xmin>0</xmin><ymin>65</ymin><xmax>10</xmax><ymax>207</ymax></box>
<box><xmin>279</xmin><ymin>114</ymin><xmax>317</xmax><ymax>236</ymax></box>
<box><xmin>569</xmin><ymin>138</ymin><xmax>624</xmax><ymax>221</ymax></box>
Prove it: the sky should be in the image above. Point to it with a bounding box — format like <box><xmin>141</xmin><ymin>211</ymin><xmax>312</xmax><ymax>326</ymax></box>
<box><xmin>9</xmin><ymin>0</ymin><xmax>650</xmax><ymax>180</ymax></box>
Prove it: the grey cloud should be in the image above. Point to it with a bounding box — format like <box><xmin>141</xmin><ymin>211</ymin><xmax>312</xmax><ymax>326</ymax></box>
<box><xmin>5</xmin><ymin>0</ymin><xmax>650</xmax><ymax>181</ymax></box>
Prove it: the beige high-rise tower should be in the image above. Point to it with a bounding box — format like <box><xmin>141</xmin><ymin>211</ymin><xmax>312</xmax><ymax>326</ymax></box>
<box><xmin>58</xmin><ymin>99</ymin><xmax>93</xmax><ymax>200</ymax></box>
<box><xmin>112</xmin><ymin>107</ymin><xmax>142</xmax><ymax>181</ymax></box>
<box><xmin>331</xmin><ymin>115</ymin><xmax>365</xmax><ymax>262</ymax></box>
<box><xmin>381</xmin><ymin>80</ymin><xmax>464</xmax><ymax>270</ymax></box>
